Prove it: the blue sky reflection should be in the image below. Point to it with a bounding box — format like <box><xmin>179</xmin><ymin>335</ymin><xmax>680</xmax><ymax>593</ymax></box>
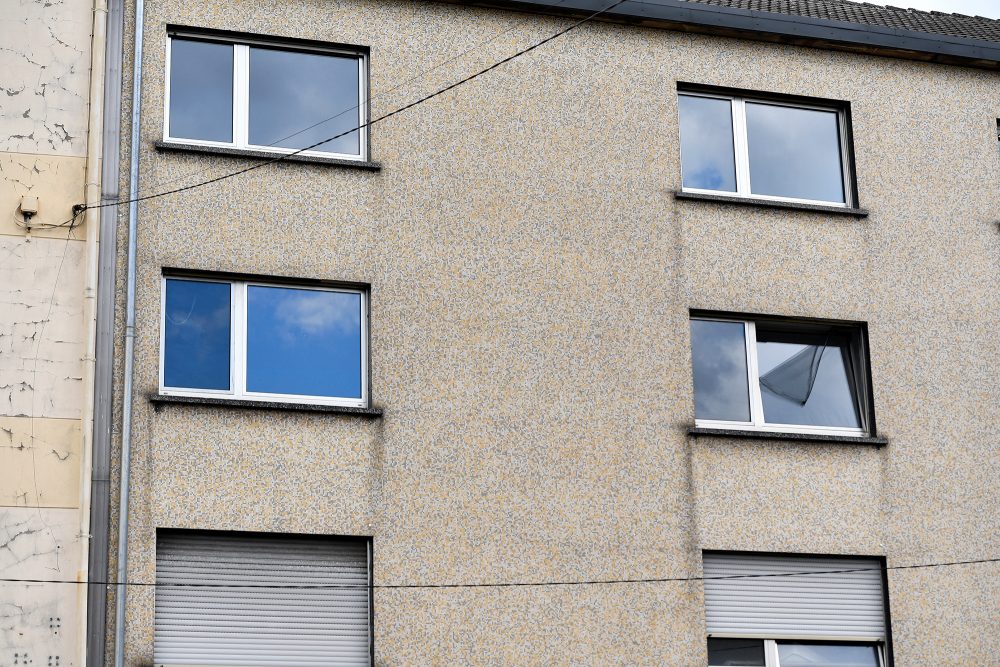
<box><xmin>691</xmin><ymin>319</ymin><xmax>751</xmax><ymax>422</ymax></box>
<box><xmin>679</xmin><ymin>95</ymin><xmax>737</xmax><ymax>192</ymax></box>
<box><xmin>163</xmin><ymin>279</ymin><xmax>231</xmax><ymax>390</ymax></box>
<box><xmin>246</xmin><ymin>286</ymin><xmax>362</xmax><ymax>399</ymax></box>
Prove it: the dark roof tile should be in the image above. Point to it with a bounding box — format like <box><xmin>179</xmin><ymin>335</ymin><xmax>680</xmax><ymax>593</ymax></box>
<box><xmin>675</xmin><ymin>0</ymin><xmax>1000</xmax><ymax>43</ymax></box>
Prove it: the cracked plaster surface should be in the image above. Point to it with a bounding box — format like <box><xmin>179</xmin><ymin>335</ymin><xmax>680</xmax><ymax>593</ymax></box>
<box><xmin>0</xmin><ymin>509</ymin><xmax>81</xmax><ymax>666</ymax></box>
<box><xmin>0</xmin><ymin>0</ymin><xmax>93</xmax><ymax>157</ymax></box>
<box><xmin>0</xmin><ymin>152</ymin><xmax>88</xmax><ymax>239</ymax></box>
<box><xmin>0</xmin><ymin>416</ymin><xmax>81</xmax><ymax>508</ymax></box>
<box><xmin>0</xmin><ymin>236</ymin><xmax>85</xmax><ymax>421</ymax></box>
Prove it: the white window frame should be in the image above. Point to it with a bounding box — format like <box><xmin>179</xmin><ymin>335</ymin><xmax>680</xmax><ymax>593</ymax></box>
<box><xmin>163</xmin><ymin>32</ymin><xmax>368</xmax><ymax>161</ymax></box>
<box><xmin>159</xmin><ymin>276</ymin><xmax>369</xmax><ymax>408</ymax></box>
<box><xmin>679</xmin><ymin>91</ymin><xmax>853</xmax><ymax>208</ymax></box>
<box><xmin>708</xmin><ymin>638</ymin><xmax>885</xmax><ymax>667</ymax></box>
<box><xmin>693</xmin><ymin>317</ymin><xmax>868</xmax><ymax>438</ymax></box>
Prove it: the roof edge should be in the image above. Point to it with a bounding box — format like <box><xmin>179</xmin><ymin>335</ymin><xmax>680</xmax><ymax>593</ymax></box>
<box><xmin>433</xmin><ymin>0</ymin><xmax>1000</xmax><ymax>70</ymax></box>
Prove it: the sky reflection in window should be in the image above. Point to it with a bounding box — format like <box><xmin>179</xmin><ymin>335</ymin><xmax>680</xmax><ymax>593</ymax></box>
<box><xmin>756</xmin><ymin>335</ymin><xmax>860</xmax><ymax>428</ymax></box>
<box><xmin>691</xmin><ymin>319</ymin><xmax>750</xmax><ymax>422</ymax></box>
<box><xmin>776</xmin><ymin>643</ymin><xmax>880</xmax><ymax>667</ymax></box>
<box><xmin>746</xmin><ymin>102</ymin><xmax>845</xmax><ymax>203</ymax></box>
<box><xmin>249</xmin><ymin>48</ymin><xmax>360</xmax><ymax>155</ymax></box>
<box><xmin>679</xmin><ymin>95</ymin><xmax>737</xmax><ymax>192</ymax></box>
<box><xmin>246</xmin><ymin>286</ymin><xmax>362</xmax><ymax>398</ymax></box>
<box><xmin>163</xmin><ymin>279</ymin><xmax>231</xmax><ymax>390</ymax></box>
<box><xmin>168</xmin><ymin>40</ymin><xmax>234</xmax><ymax>143</ymax></box>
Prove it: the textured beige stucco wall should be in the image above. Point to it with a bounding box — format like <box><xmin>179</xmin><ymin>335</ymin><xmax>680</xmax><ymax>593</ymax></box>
<box><xmin>112</xmin><ymin>0</ymin><xmax>1000</xmax><ymax>665</ymax></box>
<box><xmin>0</xmin><ymin>0</ymin><xmax>96</xmax><ymax>664</ymax></box>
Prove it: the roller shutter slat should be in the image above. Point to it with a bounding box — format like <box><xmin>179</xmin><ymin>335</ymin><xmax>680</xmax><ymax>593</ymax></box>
<box><xmin>703</xmin><ymin>554</ymin><xmax>885</xmax><ymax>639</ymax></box>
<box><xmin>155</xmin><ymin>532</ymin><xmax>370</xmax><ymax>666</ymax></box>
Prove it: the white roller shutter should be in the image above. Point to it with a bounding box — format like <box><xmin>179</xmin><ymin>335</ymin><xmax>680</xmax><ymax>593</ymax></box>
<box><xmin>155</xmin><ymin>531</ymin><xmax>370</xmax><ymax>667</ymax></box>
<box><xmin>703</xmin><ymin>553</ymin><xmax>885</xmax><ymax>640</ymax></box>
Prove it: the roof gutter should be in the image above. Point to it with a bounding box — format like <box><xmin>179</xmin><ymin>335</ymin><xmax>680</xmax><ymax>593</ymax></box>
<box><xmin>433</xmin><ymin>0</ymin><xmax>1000</xmax><ymax>70</ymax></box>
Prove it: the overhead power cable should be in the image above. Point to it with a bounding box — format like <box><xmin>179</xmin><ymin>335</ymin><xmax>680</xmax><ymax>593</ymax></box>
<box><xmin>62</xmin><ymin>0</ymin><xmax>627</xmax><ymax>225</ymax></box>
<box><xmin>129</xmin><ymin>0</ymin><xmax>574</xmax><ymax>198</ymax></box>
<box><xmin>1</xmin><ymin>556</ymin><xmax>995</xmax><ymax>590</ymax></box>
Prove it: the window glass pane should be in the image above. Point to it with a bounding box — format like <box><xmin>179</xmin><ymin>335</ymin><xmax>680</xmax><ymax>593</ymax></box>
<box><xmin>691</xmin><ymin>320</ymin><xmax>751</xmax><ymax>422</ymax></box>
<box><xmin>679</xmin><ymin>95</ymin><xmax>737</xmax><ymax>192</ymax></box>
<box><xmin>246</xmin><ymin>286</ymin><xmax>362</xmax><ymax>398</ymax></box>
<box><xmin>707</xmin><ymin>638</ymin><xmax>765</xmax><ymax>666</ymax></box>
<box><xmin>745</xmin><ymin>102</ymin><xmax>845</xmax><ymax>203</ymax></box>
<box><xmin>777</xmin><ymin>643</ymin><xmax>880</xmax><ymax>667</ymax></box>
<box><xmin>249</xmin><ymin>48</ymin><xmax>361</xmax><ymax>155</ymax></box>
<box><xmin>756</xmin><ymin>331</ymin><xmax>860</xmax><ymax>428</ymax></box>
<box><xmin>168</xmin><ymin>39</ymin><xmax>233</xmax><ymax>142</ymax></box>
<box><xmin>163</xmin><ymin>279</ymin><xmax>231</xmax><ymax>390</ymax></box>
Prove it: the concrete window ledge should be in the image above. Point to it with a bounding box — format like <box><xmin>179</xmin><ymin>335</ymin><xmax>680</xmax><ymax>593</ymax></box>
<box><xmin>688</xmin><ymin>427</ymin><xmax>887</xmax><ymax>446</ymax></box>
<box><xmin>153</xmin><ymin>140</ymin><xmax>382</xmax><ymax>171</ymax></box>
<box><xmin>149</xmin><ymin>393</ymin><xmax>384</xmax><ymax>417</ymax></box>
<box><xmin>674</xmin><ymin>191</ymin><xmax>869</xmax><ymax>217</ymax></box>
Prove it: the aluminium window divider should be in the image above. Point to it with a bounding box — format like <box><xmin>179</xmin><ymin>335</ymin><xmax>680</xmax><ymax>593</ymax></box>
<box><xmin>763</xmin><ymin>639</ymin><xmax>780</xmax><ymax>667</ymax></box>
<box><xmin>744</xmin><ymin>321</ymin><xmax>765</xmax><ymax>427</ymax></box>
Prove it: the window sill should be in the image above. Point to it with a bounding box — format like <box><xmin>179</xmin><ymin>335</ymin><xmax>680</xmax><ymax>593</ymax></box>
<box><xmin>688</xmin><ymin>427</ymin><xmax>886</xmax><ymax>446</ymax></box>
<box><xmin>674</xmin><ymin>191</ymin><xmax>869</xmax><ymax>217</ymax></box>
<box><xmin>149</xmin><ymin>393</ymin><xmax>384</xmax><ymax>417</ymax></box>
<box><xmin>154</xmin><ymin>140</ymin><xmax>382</xmax><ymax>171</ymax></box>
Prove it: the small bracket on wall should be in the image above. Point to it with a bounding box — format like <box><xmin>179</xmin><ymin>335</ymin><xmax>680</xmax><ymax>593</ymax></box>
<box><xmin>18</xmin><ymin>195</ymin><xmax>38</xmax><ymax>239</ymax></box>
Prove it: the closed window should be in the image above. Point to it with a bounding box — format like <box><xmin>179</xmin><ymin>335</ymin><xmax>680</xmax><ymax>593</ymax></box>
<box><xmin>165</xmin><ymin>30</ymin><xmax>367</xmax><ymax>159</ymax></box>
<box><xmin>678</xmin><ymin>90</ymin><xmax>854</xmax><ymax>206</ymax></box>
<box><xmin>160</xmin><ymin>276</ymin><xmax>368</xmax><ymax>407</ymax></box>
<box><xmin>155</xmin><ymin>530</ymin><xmax>372</xmax><ymax>666</ymax></box>
<box><xmin>708</xmin><ymin>639</ymin><xmax>883</xmax><ymax>667</ymax></box>
<box><xmin>689</xmin><ymin>316</ymin><xmax>873</xmax><ymax>437</ymax></box>
<box><xmin>704</xmin><ymin>553</ymin><xmax>888</xmax><ymax>667</ymax></box>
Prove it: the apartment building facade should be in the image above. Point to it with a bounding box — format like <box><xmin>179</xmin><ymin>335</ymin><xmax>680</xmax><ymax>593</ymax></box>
<box><xmin>104</xmin><ymin>0</ymin><xmax>999</xmax><ymax>665</ymax></box>
<box><xmin>0</xmin><ymin>0</ymin><xmax>119</xmax><ymax>665</ymax></box>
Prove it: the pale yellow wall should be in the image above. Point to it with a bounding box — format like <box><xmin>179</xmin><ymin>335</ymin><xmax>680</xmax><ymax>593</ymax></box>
<box><xmin>0</xmin><ymin>0</ymin><xmax>96</xmax><ymax>663</ymax></box>
<box><xmin>112</xmin><ymin>1</ymin><xmax>1000</xmax><ymax>665</ymax></box>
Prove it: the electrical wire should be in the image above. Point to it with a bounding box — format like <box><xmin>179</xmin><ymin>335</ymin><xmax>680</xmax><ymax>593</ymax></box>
<box><xmin>55</xmin><ymin>0</ymin><xmax>627</xmax><ymax>226</ymax></box>
<box><xmin>1</xmin><ymin>557</ymin><xmax>996</xmax><ymax>589</ymax></box>
<box><xmin>146</xmin><ymin>0</ymin><xmax>574</xmax><ymax>191</ymax></box>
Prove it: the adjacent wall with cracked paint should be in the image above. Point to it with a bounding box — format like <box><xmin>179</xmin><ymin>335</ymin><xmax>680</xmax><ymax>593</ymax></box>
<box><xmin>0</xmin><ymin>0</ymin><xmax>98</xmax><ymax>665</ymax></box>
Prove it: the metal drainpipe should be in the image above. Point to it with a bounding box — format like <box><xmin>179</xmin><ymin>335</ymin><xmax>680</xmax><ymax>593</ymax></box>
<box><xmin>87</xmin><ymin>0</ymin><xmax>124</xmax><ymax>658</ymax></box>
<box><xmin>114</xmin><ymin>0</ymin><xmax>144</xmax><ymax>663</ymax></box>
<box><xmin>78</xmin><ymin>0</ymin><xmax>108</xmax><ymax>664</ymax></box>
